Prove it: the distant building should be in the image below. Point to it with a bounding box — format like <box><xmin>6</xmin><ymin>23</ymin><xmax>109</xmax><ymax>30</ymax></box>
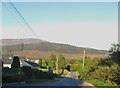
<box><xmin>2</xmin><ymin>57</ymin><xmax>22</xmax><ymax>68</ymax></box>
<box><xmin>34</xmin><ymin>60</ymin><xmax>39</xmax><ymax>63</ymax></box>
<box><xmin>2</xmin><ymin>58</ymin><xmax>13</xmax><ymax>68</ymax></box>
<box><xmin>2</xmin><ymin>57</ymin><xmax>40</xmax><ymax>69</ymax></box>
<box><xmin>22</xmin><ymin>60</ymin><xmax>40</xmax><ymax>68</ymax></box>
<box><xmin>9</xmin><ymin>57</ymin><xmax>12</xmax><ymax>59</ymax></box>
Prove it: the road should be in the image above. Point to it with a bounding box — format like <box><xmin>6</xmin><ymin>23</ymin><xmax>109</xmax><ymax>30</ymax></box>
<box><xmin>2</xmin><ymin>72</ymin><xmax>95</xmax><ymax>87</ymax></box>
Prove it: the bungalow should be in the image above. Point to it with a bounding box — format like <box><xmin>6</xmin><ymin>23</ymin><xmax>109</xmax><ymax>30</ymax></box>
<box><xmin>2</xmin><ymin>58</ymin><xmax>13</xmax><ymax>68</ymax></box>
<box><xmin>2</xmin><ymin>57</ymin><xmax>41</xmax><ymax>69</ymax></box>
<box><xmin>2</xmin><ymin>57</ymin><xmax>23</xmax><ymax>68</ymax></box>
<box><xmin>22</xmin><ymin>60</ymin><xmax>40</xmax><ymax>68</ymax></box>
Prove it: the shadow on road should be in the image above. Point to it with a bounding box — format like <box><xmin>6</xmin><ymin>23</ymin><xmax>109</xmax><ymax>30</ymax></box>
<box><xmin>2</xmin><ymin>77</ymin><xmax>95</xmax><ymax>88</ymax></box>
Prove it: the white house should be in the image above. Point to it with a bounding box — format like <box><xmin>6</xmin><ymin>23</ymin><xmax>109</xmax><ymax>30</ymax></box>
<box><xmin>2</xmin><ymin>58</ymin><xmax>13</xmax><ymax>68</ymax></box>
<box><xmin>21</xmin><ymin>60</ymin><xmax>40</xmax><ymax>68</ymax></box>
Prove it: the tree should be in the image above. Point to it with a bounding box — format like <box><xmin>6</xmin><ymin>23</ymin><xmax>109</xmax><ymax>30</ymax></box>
<box><xmin>38</xmin><ymin>58</ymin><xmax>42</xmax><ymax>66</ymax></box>
<box><xmin>66</xmin><ymin>65</ymin><xmax>70</xmax><ymax>71</ymax></box>
<box><xmin>42</xmin><ymin>59</ymin><xmax>47</xmax><ymax>67</ymax></box>
<box><xmin>49</xmin><ymin>54</ymin><xmax>56</xmax><ymax>69</ymax></box>
<box><xmin>11</xmin><ymin>56</ymin><xmax>20</xmax><ymax>68</ymax></box>
<box><xmin>109</xmin><ymin>44</ymin><xmax>120</xmax><ymax>64</ymax></box>
<box><xmin>58</xmin><ymin>54</ymin><xmax>65</xmax><ymax>69</ymax></box>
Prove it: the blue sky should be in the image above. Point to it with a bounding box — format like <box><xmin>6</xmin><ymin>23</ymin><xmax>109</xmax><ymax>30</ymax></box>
<box><xmin>2</xmin><ymin>2</ymin><xmax>118</xmax><ymax>50</ymax></box>
<box><xmin>3</xmin><ymin>2</ymin><xmax>117</xmax><ymax>24</ymax></box>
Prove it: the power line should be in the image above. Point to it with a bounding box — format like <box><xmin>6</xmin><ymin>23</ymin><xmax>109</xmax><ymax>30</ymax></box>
<box><xmin>8</xmin><ymin>0</ymin><xmax>39</xmax><ymax>38</ymax></box>
<box><xmin>3</xmin><ymin>3</ymin><xmax>34</xmax><ymax>38</ymax></box>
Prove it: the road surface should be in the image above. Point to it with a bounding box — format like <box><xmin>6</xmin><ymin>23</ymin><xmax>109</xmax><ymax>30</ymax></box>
<box><xmin>2</xmin><ymin>72</ymin><xmax>95</xmax><ymax>87</ymax></box>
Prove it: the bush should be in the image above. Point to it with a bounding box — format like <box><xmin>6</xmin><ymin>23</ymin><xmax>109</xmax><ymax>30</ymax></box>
<box><xmin>21</xmin><ymin>66</ymin><xmax>32</xmax><ymax>79</ymax></box>
<box><xmin>21</xmin><ymin>66</ymin><xmax>58</xmax><ymax>80</ymax></box>
<box><xmin>31</xmin><ymin>69</ymin><xmax>42</xmax><ymax>79</ymax></box>
<box><xmin>78</xmin><ymin>58</ymin><xmax>120</xmax><ymax>86</ymax></box>
<box><xmin>2</xmin><ymin>66</ymin><xmax>59</xmax><ymax>83</ymax></box>
<box><xmin>11</xmin><ymin>56</ymin><xmax>20</xmax><ymax>68</ymax></box>
<box><xmin>2</xmin><ymin>67</ymin><xmax>24</xmax><ymax>83</ymax></box>
<box><xmin>2</xmin><ymin>74</ymin><xmax>24</xmax><ymax>83</ymax></box>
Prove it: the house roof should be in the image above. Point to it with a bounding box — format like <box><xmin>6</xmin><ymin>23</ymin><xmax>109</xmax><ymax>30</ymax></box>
<box><xmin>2</xmin><ymin>58</ymin><xmax>13</xmax><ymax>64</ymax></box>
<box><xmin>25</xmin><ymin>60</ymin><xmax>40</xmax><ymax>67</ymax></box>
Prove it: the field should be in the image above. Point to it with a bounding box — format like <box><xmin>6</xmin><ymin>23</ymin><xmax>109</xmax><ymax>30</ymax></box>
<box><xmin>3</xmin><ymin>50</ymin><xmax>107</xmax><ymax>60</ymax></box>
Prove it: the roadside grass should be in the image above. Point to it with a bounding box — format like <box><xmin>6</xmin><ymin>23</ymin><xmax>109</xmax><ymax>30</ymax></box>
<box><xmin>76</xmin><ymin>71</ymin><xmax>79</xmax><ymax>77</ymax></box>
<box><xmin>85</xmin><ymin>79</ymin><xmax>118</xmax><ymax>87</ymax></box>
<box><xmin>62</xmin><ymin>70</ymin><xmax>68</xmax><ymax>75</ymax></box>
<box><xmin>78</xmin><ymin>58</ymin><xmax>120</xmax><ymax>87</ymax></box>
<box><xmin>39</xmin><ymin>68</ymin><xmax>48</xmax><ymax>72</ymax></box>
<box><xmin>39</xmin><ymin>68</ymin><xmax>69</xmax><ymax>76</ymax></box>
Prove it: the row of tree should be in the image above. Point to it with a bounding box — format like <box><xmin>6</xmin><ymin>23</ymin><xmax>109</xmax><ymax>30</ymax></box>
<box><xmin>38</xmin><ymin>54</ymin><xmax>66</xmax><ymax>70</ymax></box>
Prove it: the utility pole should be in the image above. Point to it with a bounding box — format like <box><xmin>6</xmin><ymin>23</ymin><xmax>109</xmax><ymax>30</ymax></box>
<box><xmin>21</xmin><ymin>43</ymin><xmax>24</xmax><ymax>51</ymax></box>
<box><xmin>56</xmin><ymin>55</ymin><xmax>58</xmax><ymax>74</ymax></box>
<box><xmin>83</xmin><ymin>50</ymin><xmax>85</xmax><ymax>72</ymax></box>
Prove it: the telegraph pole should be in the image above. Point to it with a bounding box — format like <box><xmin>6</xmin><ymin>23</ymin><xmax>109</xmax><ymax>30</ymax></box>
<box><xmin>83</xmin><ymin>50</ymin><xmax>85</xmax><ymax>72</ymax></box>
<box><xmin>56</xmin><ymin>55</ymin><xmax>58</xmax><ymax>74</ymax></box>
<box><xmin>21</xmin><ymin>44</ymin><xmax>24</xmax><ymax>51</ymax></box>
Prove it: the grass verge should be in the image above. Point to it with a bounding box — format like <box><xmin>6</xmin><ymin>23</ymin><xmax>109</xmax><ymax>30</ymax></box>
<box><xmin>85</xmin><ymin>79</ymin><xmax>118</xmax><ymax>87</ymax></box>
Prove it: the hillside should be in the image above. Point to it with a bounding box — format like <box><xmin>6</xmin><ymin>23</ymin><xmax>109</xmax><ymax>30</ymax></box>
<box><xmin>1</xmin><ymin>38</ymin><xmax>47</xmax><ymax>46</ymax></box>
<box><xmin>1</xmin><ymin>39</ymin><xmax>107</xmax><ymax>54</ymax></box>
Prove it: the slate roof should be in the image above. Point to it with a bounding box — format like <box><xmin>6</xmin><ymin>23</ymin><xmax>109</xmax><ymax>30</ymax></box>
<box><xmin>2</xmin><ymin>58</ymin><xmax>13</xmax><ymax>64</ymax></box>
<box><xmin>25</xmin><ymin>60</ymin><xmax>40</xmax><ymax>67</ymax></box>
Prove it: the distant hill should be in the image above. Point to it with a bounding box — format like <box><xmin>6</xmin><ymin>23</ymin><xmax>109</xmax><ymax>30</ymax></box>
<box><xmin>1</xmin><ymin>38</ymin><xmax>47</xmax><ymax>46</ymax></box>
<box><xmin>1</xmin><ymin>38</ymin><xmax>107</xmax><ymax>54</ymax></box>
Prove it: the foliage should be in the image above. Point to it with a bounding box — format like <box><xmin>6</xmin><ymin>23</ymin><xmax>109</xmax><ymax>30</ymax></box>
<box><xmin>68</xmin><ymin>59</ymin><xmax>77</xmax><ymax>65</ymax></box>
<box><xmin>21</xmin><ymin>66</ymin><xmax>32</xmax><ymax>79</ymax></box>
<box><xmin>86</xmin><ymin>79</ymin><xmax>117</xmax><ymax>87</ymax></box>
<box><xmin>2</xmin><ymin>67</ymin><xmax>24</xmax><ymax>83</ymax></box>
<box><xmin>77</xmin><ymin>43</ymin><xmax>120</xmax><ymax>86</ymax></box>
<box><xmin>109</xmin><ymin>44</ymin><xmax>120</xmax><ymax>64</ymax></box>
<box><xmin>2</xmin><ymin>74</ymin><xmax>23</xmax><ymax>83</ymax></box>
<box><xmin>62</xmin><ymin>70</ymin><xmax>68</xmax><ymax>75</ymax></box>
<box><xmin>73</xmin><ymin>64</ymin><xmax>81</xmax><ymax>71</ymax></box>
<box><xmin>2</xmin><ymin>66</ymin><xmax>59</xmax><ymax>83</ymax></box>
<box><xmin>66</xmin><ymin>65</ymin><xmax>71</xmax><ymax>71</ymax></box>
<box><xmin>78</xmin><ymin>57</ymin><xmax>120</xmax><ymax>86</ymax></box>
<box><xmin>48</xmin><ymin>54</ymin><xmax>56</xmax><ymax>69</ymax></box>
<box><xmin>42</xmin><ymin>59</ymin><xmax>47</xmax><ymax>67</ymax></box>
<box><xmin>11</xmin><ymin>56</ymin><xmax>20</xmax><ymax>68</ymax></box>
<box><xmin>38</xmin><ymin>58</ymin><xmax>42</xmax><ymax>66</ymax></box>
<box><xmin>66</xmin><ymin>44</ymin><xmax>120</xmax><ymax>86</ymax></box>
<box><xmin>58</xmin><ymin>54</ymin><xmax>65</xmax><ymax>69</ymax></box>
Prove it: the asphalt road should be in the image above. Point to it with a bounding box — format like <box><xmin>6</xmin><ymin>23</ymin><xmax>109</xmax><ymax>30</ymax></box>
<box><xmin>2</xmin><ymin>72</ymin><xmax>95</xmax><ymax>87</ymax></box>
<box><xmin>3</xmin><ymin>78</ymin><xmax>94</xmax><ymax>87</ymax></box>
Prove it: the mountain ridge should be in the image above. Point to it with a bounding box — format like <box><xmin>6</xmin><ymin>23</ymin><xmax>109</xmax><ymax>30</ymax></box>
<box><xmin>1</xmin><ymin>38</ymin><xmax>47</xmax><ymax>46</ymax></box>
<box><xmin>1</xmin><ymin>38</ymin><xmax>107</xmax><ymax>54</ymax></box>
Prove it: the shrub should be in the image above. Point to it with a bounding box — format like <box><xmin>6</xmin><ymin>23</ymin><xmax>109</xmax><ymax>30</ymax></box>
<box><xmin>42</xmin><ymin>72</ymin><xmax>58</xmax><ymax>79</ymax></box>
<box><xmin>58</xmin><ymin>54</ymin><xmax>65</xmax><ymax>69</ymax></box>
<box><xmin>2</xmin><ymin>67</ymin><xmax>24</xmax><ymax>83</ymax></box>
<box><xmin>11</xmin><ymin>56</ymin><xmax>20</xmax><ymax>68</ymax></box>
<box><xmin>2</xmin><ymin>74</ymin><xmax>24</xmax><ymax>83</ymax></box>
<box><xmin>31</xmin><ymin>69</ymin><xmax>42</xmax><ymax>79</ymax></box>
<box><xmin>48</xmin><ymin>54</ymin><xmax>56</xmax><ymax>69</ymax></box>
<box><xmin>21</xmin><ymin>66</ymin><xmax>32</xmax><ymax>79</ymax></box>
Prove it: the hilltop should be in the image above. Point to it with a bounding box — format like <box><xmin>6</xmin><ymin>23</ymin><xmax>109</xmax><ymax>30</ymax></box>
<box><xmin>1</xmin><ymin>38</ymin><xmax>107</xmax><ymax>54</ymax></box>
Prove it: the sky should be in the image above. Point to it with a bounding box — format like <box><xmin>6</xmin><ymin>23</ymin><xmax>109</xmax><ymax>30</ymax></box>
<box><xmin>1</xmin><ymin>1</ymin><xmax>118</xmax><ymax>50</ymax></box>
